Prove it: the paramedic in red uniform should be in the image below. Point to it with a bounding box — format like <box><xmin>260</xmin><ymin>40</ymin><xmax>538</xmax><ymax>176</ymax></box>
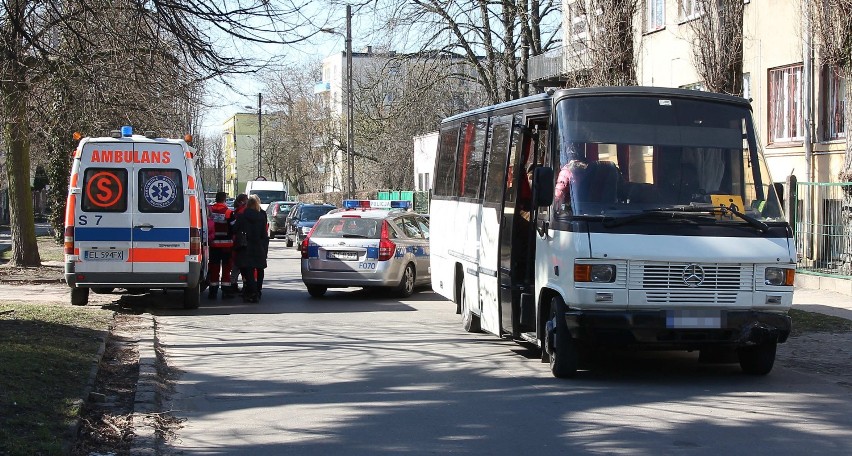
<box><xmin>207</xmin><ymin>191</ymin><xmax>235</xmax><ymax>299</ymax></box>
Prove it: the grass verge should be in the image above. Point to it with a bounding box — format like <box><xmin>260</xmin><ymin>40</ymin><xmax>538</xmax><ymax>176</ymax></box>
<box><xmin>0</xmin><ymin>235</ymin><xmax>64</xmax><ymax>262</ymax></box>
<box><xmin>0</xmin><ymin>302</ymin><xmax>113</xmax><ymax>456</ymax></box>
<box><xmin>789</xmin><ymin>308</ymin><xmax>852</xmax><ymax>336</ymax></box>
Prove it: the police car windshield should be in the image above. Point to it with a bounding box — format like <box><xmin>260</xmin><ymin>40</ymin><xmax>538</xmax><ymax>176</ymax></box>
<box><xmin>252</xmin><ymin>190</ymin><xmax>287</xmax><ymax>204</ymax></box>
<box><xmin>313</xmin><ymin>218</ymin><xmax>381</xmax><ymax>239</ymax></box>
<box><xmin>302</xmin><ymin>206</ymin><xmax>334</xmax><ymax>220</ymax></box>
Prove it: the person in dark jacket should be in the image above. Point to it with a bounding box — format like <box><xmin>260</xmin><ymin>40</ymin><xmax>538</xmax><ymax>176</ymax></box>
<box><xmin>233</xmin><ymin>195</ymin><xmax>269</xmax><ymax>303</ymax></box>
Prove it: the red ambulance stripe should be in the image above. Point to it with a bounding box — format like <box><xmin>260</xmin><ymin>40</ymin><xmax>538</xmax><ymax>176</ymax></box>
<box><xmin>129</xmin><ymin>248</ymin><xmax>189</xmax><ymax>262</ymax></box>
<box><xmin>65</xmin><ymin>194</ymin><xmax>76</xmax><ymax>227</ymax></box>
<box><xmin>189</xmin><ymin>196</ymin><xmax>199</xmax><ymax>228</ymax></box>
<box><xmin>187</xmin><ymin>175</ymin><xmax>195</xmax><ymax>190</ymax></box>
<box><xmin>71</xmin><ymin>173</ymin><xmax>78</xmax><ymax>187</ymax></box>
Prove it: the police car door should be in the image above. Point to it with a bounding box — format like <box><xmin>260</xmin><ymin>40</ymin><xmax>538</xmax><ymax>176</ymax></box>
<box><xmin>76</xmin><ymin>140</ymin><xmax>134</xmax><ymax>276</ymax></box>
<box><xmin>132</xmin><ymin>142</ymin><xmax>190</xmax><ymax>278</ymax></box>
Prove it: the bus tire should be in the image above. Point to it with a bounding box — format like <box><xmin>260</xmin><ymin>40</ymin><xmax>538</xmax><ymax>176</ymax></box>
<box><xmin>738</xmin><ymin>342</ymin><xmax>777</xmax><ymax>375</ymax></box>
<box><xmin>71</xmin><ymin>287</ymin><xmax>89</xmax><ymax>306</ymax></box>
<box><xmin>547</xmin><ymin>296</ymin><xmax>578</xmax><ymax>378</ymax></box>
<box><xmin>307</xmin><ymin>285</ymin><xmax>327</xmax><ymax>298</ymax></box>
<box><xmin>91</xmin><ymin>287</ymin><xmax>115</xmax><ymax>294</ymax></box>
<box><xmin>460</xmin><ymin>277</ymin><xmax>480</xmax><ymax>333</ymax></box>
<box><xmin>395</xmin><ymin>263</ymin><xmax>416</xmax><ymax>298</ymax></box>
<box><xmin>183</xmin><ymin>283</ymin><xmax>200</xmax><ymax>309</ymax></box>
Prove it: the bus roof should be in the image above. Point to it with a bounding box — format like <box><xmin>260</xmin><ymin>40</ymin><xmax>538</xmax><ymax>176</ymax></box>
<box><xmin>441</xmin><ymin>86</ymin><xmax>752</xmax><ymax>125</ymax></box>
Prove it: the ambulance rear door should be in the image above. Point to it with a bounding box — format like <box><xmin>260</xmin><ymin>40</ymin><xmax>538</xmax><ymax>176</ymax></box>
<box><xmin>75</xmin><ymin>141</ymin><xmax>134</xmax><ymax>276</ymax></box>
<box><xmin>131</xmin><ymin>142</ymin><xmax>191</xmax><ymax>278</ymax></box>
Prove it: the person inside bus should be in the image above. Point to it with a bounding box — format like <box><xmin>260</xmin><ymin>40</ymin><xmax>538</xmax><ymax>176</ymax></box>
<box><xmin>553</xmin><ymin>143</ymin><xmax>587</xmax><ymax>215</ymax></box>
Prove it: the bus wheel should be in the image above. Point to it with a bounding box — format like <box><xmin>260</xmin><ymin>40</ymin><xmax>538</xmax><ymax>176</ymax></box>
<box><xmin>183</xmin><ymin>283</ymin><xmax>200</xmax><ymax>309</ymax></box>
<box><xmin>547</xmin><ymin>296</ymin><xmax>578</xmax><ymax>378</ymax></box>
<box><xmin>307</xmin><ymin>285</ymin><xmax>327</xmax><ymax>298</ymax></box>
<box><xmin>738</xmin><ymin>342</ymin><xmax>777</xmax><ymax>375</ymax></box>
<box><xmin>460</xmin><ymin>277</ymin><xmax>480</xmax><ymax>333</ymax></box>
<box><xmin>71</xmin><ymin>287</ymin><xmax>89</xmax><ymax>306</ymax></box>
<box><xmin>395</xmin><ymin>264</ymin><xmax>415</xmax><ymax>298</ymax></box>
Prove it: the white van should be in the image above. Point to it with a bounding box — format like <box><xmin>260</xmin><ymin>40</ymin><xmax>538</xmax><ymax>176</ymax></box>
<box><xmin>245</xmin><ymin>180</ymin><xmax>287</xmax><ymax>211</ymax></box>
<box><xmin>64</xmin><ymin>126</ymin><xmax>209</xmax><ymax>309</ymax></box>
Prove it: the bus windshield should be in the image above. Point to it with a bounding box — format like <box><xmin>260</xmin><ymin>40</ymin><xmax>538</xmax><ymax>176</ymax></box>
<box><xmin>553</xmin><ymin>95</ymin><xmax>784</xmax><ymax>223</ymax></box>
<box><xmin>251</xmin><ymin>190</ymin><xmax>287</xmax><ymax>204</ymax></box>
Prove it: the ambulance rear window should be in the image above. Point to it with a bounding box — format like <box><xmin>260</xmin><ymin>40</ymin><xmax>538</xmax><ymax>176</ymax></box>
<box><xmin>138</xmin><ymin>169</ymin><xmax>184</xmax><ymax>213</ymax></box>
<box><xmin>81</xmin><ymin>168</ymin><xmax>128</xmax><ymax>213</ymax></box>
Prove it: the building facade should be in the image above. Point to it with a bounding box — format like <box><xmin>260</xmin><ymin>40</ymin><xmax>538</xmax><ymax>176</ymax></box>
<box><xmin>221</xmin><ymin>113</ymin><xmax>260</xmax><ymax>198</ymax></box>
<box><xmin>529</xmin><ymin>0</ymin><xmax>846</xmax><ymax>187</ymax></box>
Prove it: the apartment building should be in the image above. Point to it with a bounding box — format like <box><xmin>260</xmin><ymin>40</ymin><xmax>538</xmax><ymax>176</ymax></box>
<box><xmin>221</xmin><ymin>113</ymin><xmax>260</xmax><ymax>198</ymax></box>
<box><xmin>531</xmin><ymin>0</ymin><xmax>846</xmax><ymax>186</ymax></box>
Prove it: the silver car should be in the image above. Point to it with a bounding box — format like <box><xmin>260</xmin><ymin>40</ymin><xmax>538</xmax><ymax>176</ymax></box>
<box><xmin>300</xmin><ymin>207</ymin><xmax>430</xmax><ymax>298</ymax></box>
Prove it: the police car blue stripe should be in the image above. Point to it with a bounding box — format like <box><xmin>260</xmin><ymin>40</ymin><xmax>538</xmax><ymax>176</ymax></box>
<box><xmin>75</xmin><ymin>227</ymin><xmax>131</xmax><ymax>241</ymax></box>
<box><xmin>133</xmin><ymin>228</ymin><xmax>189</xmax><ymax>242</ymax></box>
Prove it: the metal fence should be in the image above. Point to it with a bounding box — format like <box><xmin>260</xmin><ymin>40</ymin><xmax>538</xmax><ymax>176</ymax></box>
<box><xmin>791</xmin><ymin>181</ymin><xmax>852</xmax><ymax>278</ymax></box>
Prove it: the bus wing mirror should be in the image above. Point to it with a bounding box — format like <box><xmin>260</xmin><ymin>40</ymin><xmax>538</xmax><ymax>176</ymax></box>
<box><xmin>533</xmin><ymin>166</ymin><xmax>554</xmax><ymax>207</ymax></box>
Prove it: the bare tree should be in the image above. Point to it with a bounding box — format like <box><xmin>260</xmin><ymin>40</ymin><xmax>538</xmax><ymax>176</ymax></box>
<box><xmin>561</xmin><ymin>0</ymin><xmax>638</xmax><ymax>88</ymax></box>
<box><xmin>339</xmin><ymin>0</ymin><xmax>562</xmax><ymax>104</ymax></box>
<box><xmin>1</xmin><ymin>0</ymin><xmax>325</xmax><ymax>266</ymax></box>
<box><xmin>688</xmin><ymin>0</ymin><xmax>745</xmax><ymax>96</ymax></box>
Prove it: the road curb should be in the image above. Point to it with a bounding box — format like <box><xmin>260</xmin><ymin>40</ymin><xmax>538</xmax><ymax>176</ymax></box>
<box><xmin>130</xmin><ymin>313</ymin><xmax>160</xmax><ymax>456</ymax></box>
<box><xmin>66</xmin><ymin>319</ymin><xmax>110</xmax><ymax>455</ymax></box>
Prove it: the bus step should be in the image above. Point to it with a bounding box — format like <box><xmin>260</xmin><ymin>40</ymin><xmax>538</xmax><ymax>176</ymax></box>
<box><xmin>519</xmin><ymin>332</ymin><xmax>540</xmax><ymax>347</ymax></box>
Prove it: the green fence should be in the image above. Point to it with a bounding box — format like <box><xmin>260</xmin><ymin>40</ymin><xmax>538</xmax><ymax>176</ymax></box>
<box><xmin>791</xmin><ymin>181</ymin><xmax>852</xmax><ymax>278</ymax></box>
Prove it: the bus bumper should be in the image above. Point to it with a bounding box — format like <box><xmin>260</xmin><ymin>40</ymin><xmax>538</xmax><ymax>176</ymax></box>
<box><xmin>563</xmin><ymin>309</ymin><xmax>791</xmax><ymax>349</ymax></box>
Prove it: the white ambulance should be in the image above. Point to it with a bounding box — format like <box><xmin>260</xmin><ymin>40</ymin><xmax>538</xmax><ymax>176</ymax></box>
<box><xmin>64</xmin><ymin>126</ymin><xmax>209</xmax><ymax>309</ymax></box>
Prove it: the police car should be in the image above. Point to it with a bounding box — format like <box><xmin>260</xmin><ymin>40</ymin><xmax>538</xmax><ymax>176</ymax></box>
<box><xmin>300</xmin><ymin>200</ymin><xmax>430</xmax><ymax>298</ymax></box>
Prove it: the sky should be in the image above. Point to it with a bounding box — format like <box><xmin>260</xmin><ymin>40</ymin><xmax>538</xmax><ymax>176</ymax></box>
<box><xmin>198</xmin><ymin>4</ymin><xmax>374</xmax><ymax>138</ymax></box>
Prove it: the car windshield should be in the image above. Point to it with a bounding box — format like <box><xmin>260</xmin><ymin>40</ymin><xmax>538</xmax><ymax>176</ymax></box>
<box><xmin>302</xmin><ymin>206</ymin><xmax>334</xmax><ymax>221</ymax></box>
<box><xmin>552</xmin><ymin>95</ymin><xmax>784</xmax><ymax>223</ymax></box>
<box><xmin>312</xmin><ymin>217</ymin><xmax>381</xmax><ymax>239</ymax></box>
<box><xmin>251</xmin><ymin>190</ymin><xmax>287</xmax><ymax>204</ymax></box>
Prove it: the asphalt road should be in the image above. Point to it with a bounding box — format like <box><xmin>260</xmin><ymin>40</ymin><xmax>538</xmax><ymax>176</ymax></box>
<box><xmin>144</xmin><ymin>240</ymin><xmax>852</xmax><ymax>455</ymax></box>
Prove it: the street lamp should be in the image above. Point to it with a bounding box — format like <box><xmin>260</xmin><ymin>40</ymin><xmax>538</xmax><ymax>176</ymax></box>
<box><xmin>244</xmin><ymin>92</ymin><xmax>262</xmax><ymax>178</ymax></box>
<box><xmin>322</xmin><ymin>5</ymin><xmax>355</xmax><ymax>198</ymax></box>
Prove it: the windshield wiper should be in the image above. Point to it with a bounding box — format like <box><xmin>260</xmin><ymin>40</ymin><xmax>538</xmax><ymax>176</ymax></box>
<box><xmin>603</xmin><ymin>205</ymin><xmax>769</xmax><ymax>233</ymax></box>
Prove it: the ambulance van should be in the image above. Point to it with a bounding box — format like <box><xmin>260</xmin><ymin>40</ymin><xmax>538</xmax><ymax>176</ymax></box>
<box><xmin>64</xmin><ymin>126</ymin><xmax>209</xmax><ymax>309</ymax></box>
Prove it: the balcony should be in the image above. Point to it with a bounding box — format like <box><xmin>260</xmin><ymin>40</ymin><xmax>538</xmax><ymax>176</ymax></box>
<box><xmin>314</xmin><ymin>82</ymin><xmax>331</xmax><ymax>94</ymax></box>
<box><xmin>528</xmin><ymin>45</ymin><xmax>590</xmax><ymax>87</ymax></box>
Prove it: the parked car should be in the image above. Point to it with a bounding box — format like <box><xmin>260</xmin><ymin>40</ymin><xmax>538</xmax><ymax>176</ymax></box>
<box><xmin>266</xmin><ymin>201</ymin><xmax>297</xmax><ymax>238</ymax></box>
<box><xmin>300</xmin><ymin>200</ymin><xmax>430</xmax><ymax>298</ymax></box>
<box><xmin>285</xmin><ymin>203</ymin><xmax>336</xmax><ymax>248</ymax></box>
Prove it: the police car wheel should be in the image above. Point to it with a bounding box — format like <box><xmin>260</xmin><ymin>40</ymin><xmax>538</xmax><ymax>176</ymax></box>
<box><xmin>395</xmin><ymin>263</ymin><xmax>416</xmax><ymax>298</ymax></box>
<box><xmin>183</xmin><ymin>284</ymin><xmax>201</xmax><ymax>309</ymax></box>
<box><xmin>307</xmin><ymin>285</ymin><xmax>327</xmax><ymax>298</ymax></box>
<box><xmin>71</xmin><ymin>287</ymin><xmax>89</xmax><ymax>306</ymax></box>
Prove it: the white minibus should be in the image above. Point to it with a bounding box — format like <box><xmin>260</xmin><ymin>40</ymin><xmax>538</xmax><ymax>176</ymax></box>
<box><xmin>429</xmin><ymin>87</ymin><xmax>794</xmax><ymax>378</ymax></box>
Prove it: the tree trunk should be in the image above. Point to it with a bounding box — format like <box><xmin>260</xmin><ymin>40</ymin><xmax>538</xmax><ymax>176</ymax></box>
<box><xmin>3</xmin><ymin>84</ymin><xmax>42</xmax><ymax>267</ymax></box>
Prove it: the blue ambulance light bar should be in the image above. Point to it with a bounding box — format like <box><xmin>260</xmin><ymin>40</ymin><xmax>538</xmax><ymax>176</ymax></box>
<box><xmin>342</xmin><ymin>200</ymin><xmax>411</xmax><ymax>210</ymax></box>
<box><xmin>121</xmin><ymin>126</ymin><xmax>133</xmax><ymax>137</ymax></box>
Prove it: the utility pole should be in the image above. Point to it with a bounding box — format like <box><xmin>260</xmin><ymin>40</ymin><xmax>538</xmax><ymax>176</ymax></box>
<box><xmin>257</xmin><ymin>92</ymin><xmax>263</xmax><ymax>178</ymax></box>
<box><xmin>346</xmin><ymin>5</ymin><xmax>355</xmax><ymax>199</ymax></box>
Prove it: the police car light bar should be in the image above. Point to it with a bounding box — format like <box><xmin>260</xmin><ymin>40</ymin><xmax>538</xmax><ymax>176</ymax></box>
<box><xmin>342</xmin><ymin>200</ymin><xmax>411</xmax><ymax>210</ymax></box>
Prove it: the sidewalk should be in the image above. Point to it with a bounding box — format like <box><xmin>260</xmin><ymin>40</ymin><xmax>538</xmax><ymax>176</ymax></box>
<box><xmin>792</xmin><ymin>287</ymin><xmax>852</xmax><ymax>321</ymax></box>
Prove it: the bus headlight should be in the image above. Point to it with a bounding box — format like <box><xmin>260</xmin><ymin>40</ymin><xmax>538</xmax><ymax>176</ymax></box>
<box><xmin>764</xmin><ymin>267</ymin><xmax>795</xmax><ymax>286</ymax></box>
<box><xmin>575</xmin><ymin>264</ymin><xmax>616</xmax><ymax>283</ymax></box>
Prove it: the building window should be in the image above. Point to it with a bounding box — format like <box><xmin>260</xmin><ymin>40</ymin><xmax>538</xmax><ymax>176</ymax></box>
<box><xmin>768</xmin><ymin>64</ymin><xmax>805</xmax><ymax>143</ymax></box>
<box><xmin>823</xmin><ymin>65</ymin><xmax>846</xmax><ymax>140</ymax></box>
<box><xmin>646</xmin><ymin>0</ymin><xmax>665</xmax><ymax>32</ymax></box>
<box><xmin>679</xmin><ymin>0</ymin><xmax>703</xmax><ymax>21</ymax></box>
